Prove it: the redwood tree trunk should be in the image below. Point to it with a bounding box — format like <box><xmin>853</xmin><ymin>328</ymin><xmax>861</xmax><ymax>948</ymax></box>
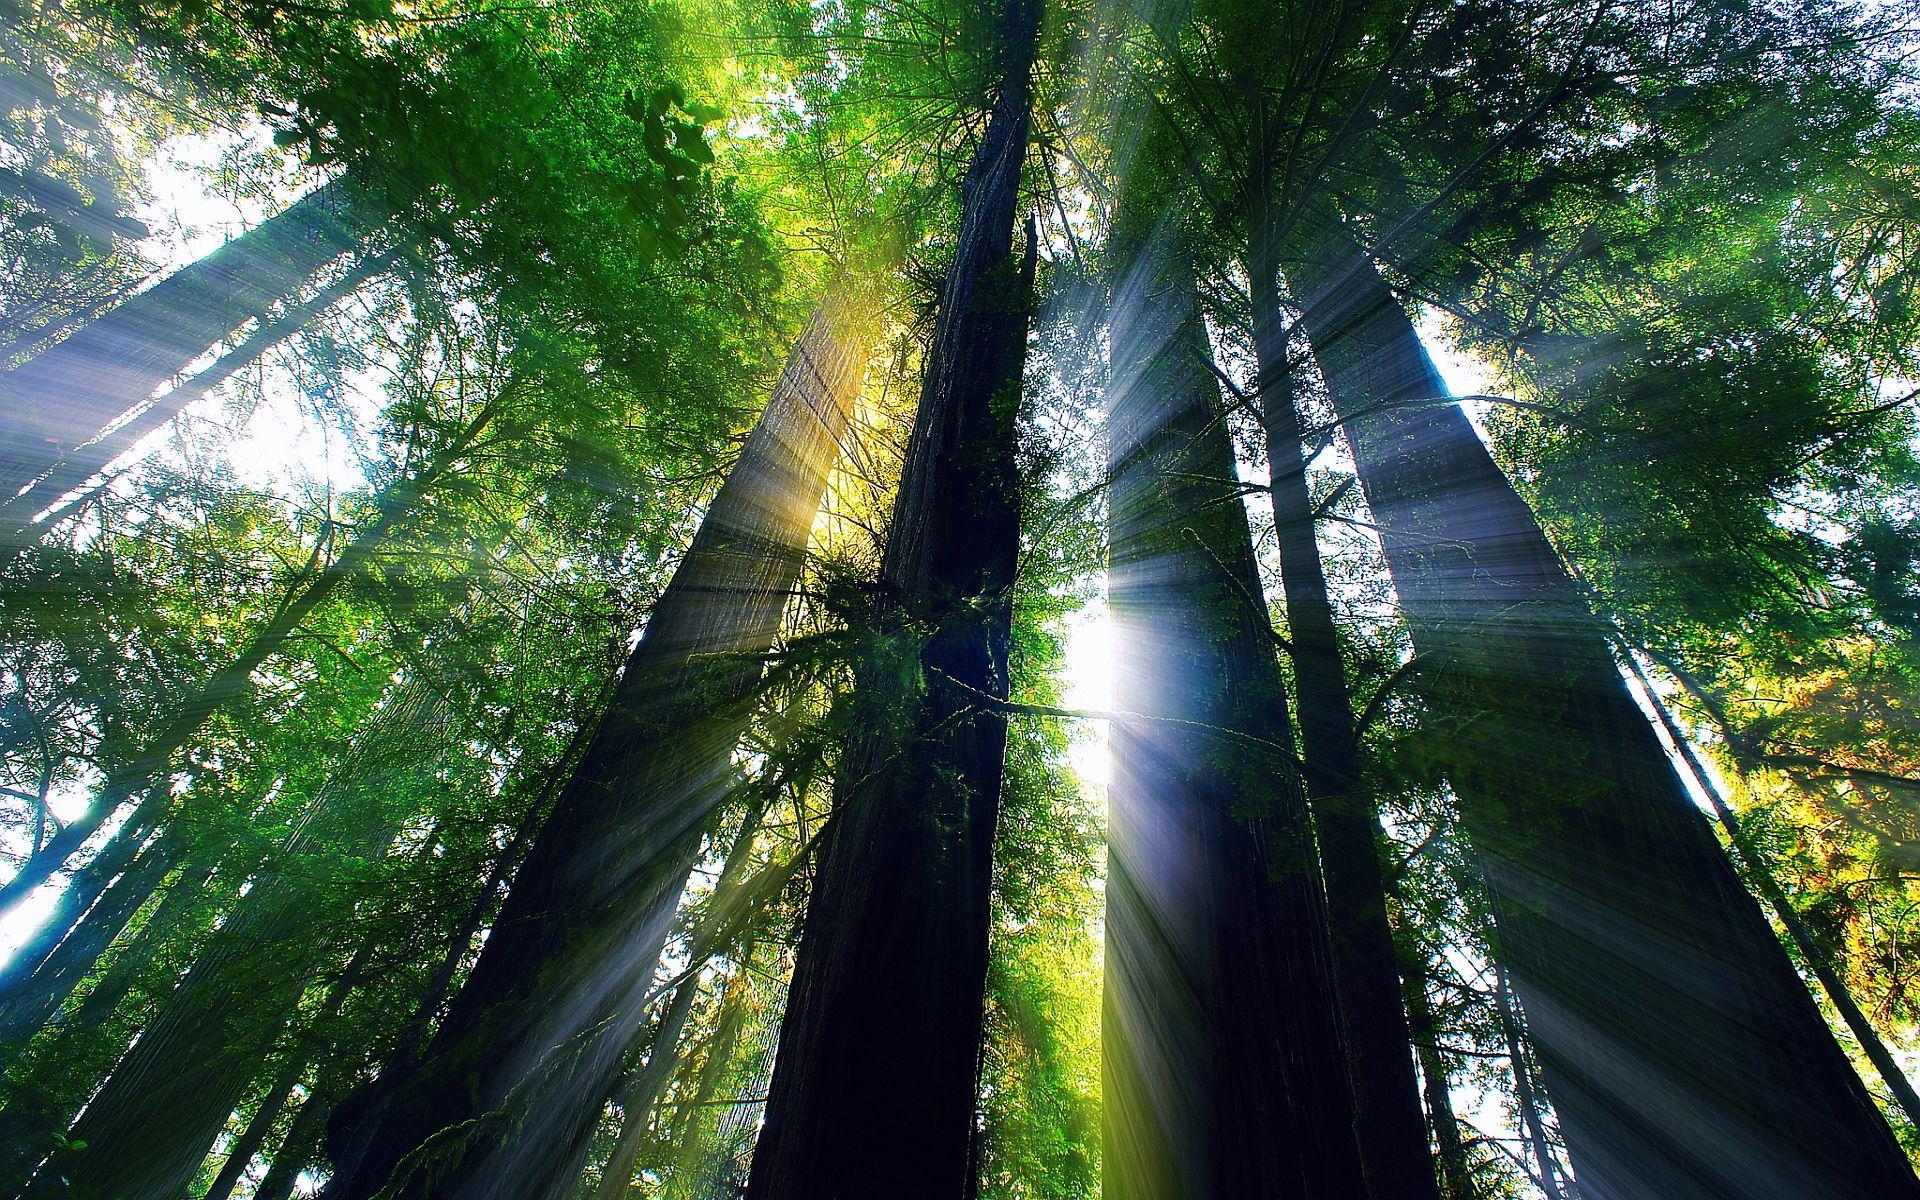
<box><xmin>321</xmin><ymin>298</ymin><xmax>870</xmax><ymax>1200</ymax></box>
<box><xmin>1290</xmin><ymin>241</ymin><xmax>1920</xmax><ymax>1200</ymax></box>
<box><xmin>1101</xmin><ymin>215</ymin><xmax>1365</xmax><ymax>1199</ymax></box>
<box><xmin>1248</xmin><ymin>244</ymin><xmax>1438</xmax><ymax>1200</ymax></box>
<box><xmin>0</xmin><ymin>178</ymin><xmax>384</xmax><ymax>500</ymax></box>
<box><xmin>746</xmin><ymin>5</ymin><xmax>1040</xmax><ymax>1194</ymax></box>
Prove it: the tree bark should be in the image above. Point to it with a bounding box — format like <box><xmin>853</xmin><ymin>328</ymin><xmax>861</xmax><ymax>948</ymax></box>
<box><xmin>746</xmin><ymin>6</ymin><xmax>1040</xmax><ymax>1194</ymax></box>
<box><xmin>321</xmin><ymin>297</ymin><xmax>870</xmax><ymax>1200</ymax></box>
<box><xmin>1289</xmin><ymin>239</ymin><xmax>1920</xmax><ymax>1200</ymax></box>
<box><xmin>0</xmin><ymin>178</ymin><xmax>384</xmax><ymax>500</ymax></box>
<box><xmin>1248</xmin><ymin>241</ymin><xmax>1439</xmax><ymax>1200</ymax></box>
<box><xmin>1100</xmin><ymin>210</ymin><xmax>1365</xmax><ymax>1199</ymax></box>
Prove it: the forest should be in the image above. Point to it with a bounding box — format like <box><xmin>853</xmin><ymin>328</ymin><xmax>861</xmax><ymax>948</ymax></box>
<box><xmin>1</xmin><ymin>0</ymin><xmax>1919</xmax><ymax>1196</ymax></box>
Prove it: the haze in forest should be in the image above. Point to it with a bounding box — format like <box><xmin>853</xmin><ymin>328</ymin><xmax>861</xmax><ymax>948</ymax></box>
<box><xmin>1</xmin><ymin>0</ymin><xmax>1919</xmax><ymax>1199</ymax></box>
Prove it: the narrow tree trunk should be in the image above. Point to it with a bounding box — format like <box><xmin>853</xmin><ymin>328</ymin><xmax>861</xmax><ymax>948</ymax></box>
<box><xmin>0</xmin><ymin>178</ymin><xmax>383</xmax><ymax>499</ymax></box>
<box><xmin>1248</xmin><ymin>244</ymin><xmax>1438</xmax><ymax>1200</ymax></box>
<box><xmin>747</xmin><ymin>7</ymin><xmax>1039</xmax><ymax>1194</ymax></box>
<box><xmin>1625</xmin><ymin>649</ymin><xmax>1920</xmax><ymax>1134</ymax></box>
<box><xmin>1493</xmin><ymin>961</ymin><xmax>1567</xmax><ymax>1200</ymax></box>
<box><xmin>256</xmin><ymin>1035</ymin><xmax>384</xmax><ymax>1200</ymax></box>
<box><xmin>66</xmin><ymin>856</ymin><xmax>220</xmax><ymax>1031</ymax></box>
<box><xmin>666</xmin><ymin>975</ymin><xmax>752</xmax><ymax>1196</ymax></box>
<box><xmin>1100</xmin><ymin>211</ymin><xmax>1364</xmax><ymax>1198</ymax></box>
<box><xmin>0</xmin><ymin>392</ymin><xmax>497</xmax><ymax>918</ymax></box>
<box><xmin>1290</xmin><ymin>240</ymin><xmax>1920</xmax><ymax>1200</ymax></box>
<box><xmin>377</xmin><ymin>765</ymin><xmax>555</xmax><ymax>1087</ymax></box>
<box><xmin>595</xmin><ymin>796</ymin><xmax>768</xmax><ymax>1200</ymax></box>
<box><xmin>196</xmin><ymin>935</ymin><xmax>377</xmax><ymax>1200</ymax></box>
<box><xmin>592</xmin><ymin>979</ymin><xmax>701</xmax><ymax>1200</ymax></box>
<box><xmin>1398</xmin><ymin>938</ymin><xmax>1476</xmax><ymax>1200</ymax></box>
<box><xmin>322</xmin><ymin>297</ymin><xmax>871</xmax><ymax>1200</ymax></box>
<box><xmin>254</xmin><ymin>1089</ymin><xmax>328</xmax><ymax>1200</ymax></box>
<box><xmin>0</xmin><ymin>249</ymin><xmax>394</xmax><ymax>546</ymax></box>
<box><xmin>200</xmin><ymin>1055</ymin><xmax>307</xmax><ymax>1200</ymax></box>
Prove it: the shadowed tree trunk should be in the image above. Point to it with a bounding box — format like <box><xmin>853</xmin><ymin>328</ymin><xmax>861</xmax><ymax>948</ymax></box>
<box><xmin>746</xmin><ymin>4</ymin><xmax>1040</xmax><ymax>1194</ymax></box>
<box><xmin>1621</xmin><ymin>648</ymin><xmax>1920</xmax><ymax>1134</ymax></box>
<box><xmin>1290</xmin><ymin>239</ymin><xmax>1920</xmax><ymax>1200</ymax></box>
<box><xmin>1101</xmin><ymin>219</ymin><xmax>1365</xmax><ymax>1200</ymax></box>
<box><xmin>1397</xmin><ymin>934</ymin><xmax>1477</xmax><ymax>1200</ymax></box>
<box><xmin>1247</xmin><ymin>234</ymin><xmax>1438</xmax><ymax>1200</ymax></box>
<box><xmin>320</xmin><ymin>296</ymin><xmax>871</xmax><ymax>1200</ymax></box>
<box><xmin>0</xmin><ymin>178</ymin><xmax>385</xmax><ymax>500</ymax></box>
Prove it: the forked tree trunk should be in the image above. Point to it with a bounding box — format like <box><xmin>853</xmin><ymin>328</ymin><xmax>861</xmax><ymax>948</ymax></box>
<box><xmin>0</xmin><ymin>178</ymin><xmax>384</xmax><ymax>500</ymax></box>
<box><xmin>1101</xmin><ymin>214</ymin><xmax>1364</xmax><ymax>1198</ymax></box>
<box><xmin>1247</xmin><ymin>240</ymin><xmax>1438</xmax><ymax>1200</ymax></box>
<box><xmin>322</xmin><ymin>297</ymin><xmax>871</xmax><ymax>1200</ymax></box>
<box><xmin>746</xmin><ymin>5</ymin><xmax>1040</xmax><ymax>1194</ymax></box>
<box><xmin>1290</xmin><ymin>240</ymin><xmax>1920</xmax><ymax>1200</ymax></box>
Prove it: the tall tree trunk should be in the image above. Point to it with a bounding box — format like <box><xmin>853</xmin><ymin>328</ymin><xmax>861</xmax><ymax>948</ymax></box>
<box><xmin>253</xmin><ymin>1082</ymin><xmax>334</xmax><ymax>1200</ymax></box>
<box><xmin>594</xmin><ymin>795</ymin><xmax>768</xmax><ymax>1200</ymax></box>
<box><xmin>321</xmin><ymin>297</ymin><xmax>871</xmax><ymax>1200</ymax></box>
<box><xmin>199</xmin><ymin>934</ymin><xmax>380</xmax><ymax>1200</ymax></box>
<box><xmin>1398</xmin><ymin>936</ymin><xmax>1476</xmax><ymax>1200</ymax></box>
<box><xmin>0</xmin><ymin>391</ymin><xmax>498</xmax><ymax>918</ymax></box>
<box><xmin>1101</xmin><ymin>216</ymin><xmax>1364</xmax><ymax>1198</ymax></box>
<box><xmin>1247</xmin><ymin>241</ymin><xmax>1438</xmax><ymax>1200</ymax></box>
<box><xmin>0</xmin><ymin>249</ymin><xmax>394</xmax><ymax>548</ymax></box>
<box><xmin>0</xmin><ymin>178</ymin><xmax>383</xmax><ymax>500</ymax></box>
<box><xmin>747</xmin><ymin>6</ymin><xmax>1040</xmax><ymax>1194</ymax></box>
<box><xmin>199</xmin><ymin>1057</ymin><xmax>303</xmax><ymax>1200</ymax></box>
<box><xmin>377</xmin><ymin>765</ymin><xmax>553</xmax><ymax>1087</ymax></box>
<box><xmin>1289</xmin><ymin>240</ymin><xmax>1920</xmax><ymax>1200</ymax></box>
